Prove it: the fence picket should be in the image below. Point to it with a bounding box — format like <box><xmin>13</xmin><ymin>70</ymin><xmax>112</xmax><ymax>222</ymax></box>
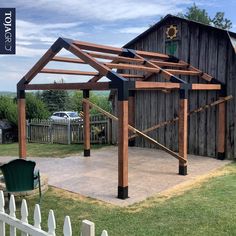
<box><xmin>81</xmin><ymin>220</ymin><xmax>95</xmax><ymax>236</ymax></box>
<box><xmin>0</xmin><ymin>191</ymin><xmax>5</xmax><ymax>236</ymax></box>
<box><xmin>63</xmin><ymin>216</ymin><xmax>72</xmax><ymax>236</ymax></box>
<box><xmin>0</xmin><ymin>191</ymin><xmax>108</xmax><ymax>236</ymax></box>
<box><xmin>48</xmin><ymin>210</ymin><xmax>56</xmax><ymax>236</ymax></box>
<box><xmin>9</xmin><ymin>195</ymin><xmax>16</xmax><ymax>236</ymax></box>
<box><xmin>34</xmin><ymin>204</ymin><xmax>42</xmax><ymax>230</ymax></box>
<box><xmin>101</xmin><ymin>230</ymin><xmax>108</xmax><ymax>236</ymax></box>
<box><xmin>28</xmin><ymin>116</ymin><xmax>111</xmax><ymax>145</ymax></box>
<box><xmin>21</xmin><ymin>199</ymin><xmax>28</xmax><ymax>236</ymax></box>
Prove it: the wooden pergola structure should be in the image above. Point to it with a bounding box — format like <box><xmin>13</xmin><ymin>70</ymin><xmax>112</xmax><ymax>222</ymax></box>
<box><xmin>17</xmin><ymin>37</ymin><xmax>227</xmax><ymax>199</ymax></box>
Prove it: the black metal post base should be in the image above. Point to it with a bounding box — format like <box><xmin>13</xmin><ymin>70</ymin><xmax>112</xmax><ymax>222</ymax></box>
<box><xmin>217</xmin><ymin>152</ymin><xmax>225</xmax><ymax>160</ymax></box>
<box><xmin>117</xmin><ymin>186</ymin><xmax>128</xmax><ymax>199</ymax></box>
<box><xmin>84</xmin><ymin>149</ymin><xmax>90</xmax><ymax>157</ymax></box>
<box><xmin>128</xmin><ymin>139</ymin><xmax>135</xmax><ymax>147</ymax></box>
<box><xmin>179</xmin><ymin>165</ymin><xmax>187</xmax><ymax>175</ymax></box>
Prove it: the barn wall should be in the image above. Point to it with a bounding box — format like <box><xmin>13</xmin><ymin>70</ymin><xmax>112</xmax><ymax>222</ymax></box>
<box><xmin>112</xmin><ymin>18</ymin><xmax>236</xmax><ymax>158</ymax></box>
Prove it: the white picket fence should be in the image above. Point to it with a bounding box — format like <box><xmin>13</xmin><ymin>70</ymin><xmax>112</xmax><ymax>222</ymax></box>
<box><xmin>0</xmin><ymin>191</ymin><xmax>108</xmax><ymax>236</ymax></box>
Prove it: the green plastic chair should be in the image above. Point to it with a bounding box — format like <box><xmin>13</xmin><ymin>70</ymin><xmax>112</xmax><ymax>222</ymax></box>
<box><xmin>0</xmin><ymin>159</ymin><xmax>41</xmax><ymax>203</ymax></box>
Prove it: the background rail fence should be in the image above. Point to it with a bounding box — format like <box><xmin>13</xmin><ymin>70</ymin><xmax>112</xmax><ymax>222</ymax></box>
<box><xmin>0</xmin><ymin>191</ymin><xmax>108</xmax><ymax>236</ymax></box>
<box><xmin>27</xmin><ymin>115</ymin><xmax>112</xmax><ymax>145</ymax></box>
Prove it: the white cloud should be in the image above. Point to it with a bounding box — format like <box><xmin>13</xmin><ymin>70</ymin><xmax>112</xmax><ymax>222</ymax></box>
<box><xmin>118</xmin><ymin>26</ymin><xmax>149</xmax><ymax>34</ymax></box>
<box><xmin>16</xmin><ymin>20</ymin><xmax>86</xmax><ymax>57</ymax></box>
<box><xmin>10</xmin><ymin>0</ymin><xmax>194</xmax><ymax>22</ymax></box>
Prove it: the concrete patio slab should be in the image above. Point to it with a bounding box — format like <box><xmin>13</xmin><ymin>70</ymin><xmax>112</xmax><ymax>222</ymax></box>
<box><xmin>0</xmin><ymin>146</ymin><xmax>231</xmax><ymax>206</ymax></box>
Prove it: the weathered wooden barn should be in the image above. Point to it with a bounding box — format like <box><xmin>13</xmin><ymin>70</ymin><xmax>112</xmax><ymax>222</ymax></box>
<box><xmin>110</xmin><ymin>14</ymin><xmax>236</xmax><ymax>159</ymax></box>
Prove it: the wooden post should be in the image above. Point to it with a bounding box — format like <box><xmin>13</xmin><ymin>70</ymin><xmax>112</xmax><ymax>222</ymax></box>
<box><xmin>178</xmin><ymin>89</ymin><xmax>188</xmax><ymax>175</ymax></box>
<box><xmin>83</xmin><ymin>90</ymin><xmax>90</xmax><ymax>156</ymax></box>
<box><xmin>128</xmin><ymin>91</ymin><xmax>135</xmax><ymax>146</ymax></box>
<box><xmin>18</xmin><ymin>90</ymin><xmax>26</xmax><ymax>159</ymax></box>
<box><xmin>117</xmin><ymin>93</ymin><xmax>129</xmax><ymax>199</ymax></box>
<box><xmin>217</xmin><ymin>97</ymin><xmax>226</xmax><ymax>160</ymax></box>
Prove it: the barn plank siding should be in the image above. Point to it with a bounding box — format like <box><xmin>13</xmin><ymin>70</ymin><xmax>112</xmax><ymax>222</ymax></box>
<box><xmin>111</xmin><ymin>17</ymin><xmax>236</xmax><ymax>159</ymax></box>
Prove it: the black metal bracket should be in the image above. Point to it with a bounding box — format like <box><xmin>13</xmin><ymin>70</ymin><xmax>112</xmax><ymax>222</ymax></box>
<box><xmin>120</xmin><ymin>48</ymin><xmax>136</xmax><ymax>58</ymax></box>
<box><xmin>107</xmin><ymin>71</ymin><xmax>135</xmax><ymax>101</ymax></box>
<box><xmin>179</xmin><ymin>84</ymin><xmax>192</xmax><ymax>99</ymax></box>
<box><xmin>17</xmin><ymin>89</ymin><xmax>25</xmax><ymax>99</ymax></box>
<box><xmin>51</xmin><ymin>37</ymin><xmax>74</xmax><ymax>53</ymax></box>
<box><xmin>118</xmin><ymin>186</ymin><xmax>129</xmax><ymax>199</ymax></box>
<box><xmin>167</xmin><ymin>55</ymin><xmax>180</xmax><ymax>63</ymax></box>
<box><xmin>83</xmin><ymin>89</ymin><xmax>90</xmax><ymax>98</ymax></box>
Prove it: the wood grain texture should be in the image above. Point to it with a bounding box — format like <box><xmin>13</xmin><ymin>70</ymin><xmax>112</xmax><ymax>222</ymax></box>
<box><xmin>83</xmin><ymin>98</ymin><xmax>90</xmax><ymax>151</ymax></box>
<box><xmin>18</xmin><ymin>98</ymin><xmax>26</xmax><ymax>159</ymax></box>
<box><xmin>118</xmin><ymin>101</ymin><xmax>129</xmax><ymax>187</ymax></box>
<box><xmin>179</xmin><ymin>99</ymin><xmax>188</xmax><ymax>166</ymax></box>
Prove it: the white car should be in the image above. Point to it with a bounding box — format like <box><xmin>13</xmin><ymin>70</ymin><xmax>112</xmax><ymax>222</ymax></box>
<box><xmin>50</xmin><ymin>111</ymin><xmax>82</xmax><ymax>121</ymax></box>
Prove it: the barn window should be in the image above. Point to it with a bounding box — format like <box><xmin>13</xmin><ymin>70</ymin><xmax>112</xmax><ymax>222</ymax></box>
<box><xmin>165</xmin><ymin>24</ymin><xmax>180</xmax><ymax>57</ymax></box>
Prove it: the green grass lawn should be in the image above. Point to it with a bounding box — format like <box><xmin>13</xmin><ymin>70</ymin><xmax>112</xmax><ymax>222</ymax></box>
<box><xmin>19</xmin><ymin>162</ymin><xmax>236</xmax><ymax>235</ymax></box>
<box><xmin>0</xmin><ymin>143</ymin><xmax>106</xmax><ymax>157</ymax></box>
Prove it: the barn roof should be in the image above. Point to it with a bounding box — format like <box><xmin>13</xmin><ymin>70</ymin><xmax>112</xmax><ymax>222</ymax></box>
<box><xmin>124</xmin><ymin>14</ymin><xmax>236</xmax><ymax>53</ymax></box>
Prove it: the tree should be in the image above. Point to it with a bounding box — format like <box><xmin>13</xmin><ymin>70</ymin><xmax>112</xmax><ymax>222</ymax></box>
<box><xmin>0</xmin><ymin>96</ymin><xmax>17</xmax><ymax>126</ymax></box>
<box><xmin>212</xmin><ymin>12</ymin><xmax>232</xmax><ymax>30</ymax></box>
<box><xmin>177</xmin><ymin>3</ymin><xmax>210</xmax><ymax>25</ymax></box>
<box><xmin>177</xmin><ymin>4</ymin><xmax>232</xmax><ymax>30</ymax></box>
<box><xmin>26</xmin><ymin>93</ymin><xmax>49</xmax><ymax>120</ymax></box>
<box><xmin>71</xmin><ymin>91</ymin><xmax>111</xmax><ymax>115</ymax></box>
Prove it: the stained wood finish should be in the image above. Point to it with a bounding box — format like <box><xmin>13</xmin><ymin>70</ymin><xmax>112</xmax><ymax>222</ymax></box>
<box><xmin>83</xmin><ymin>98</ymin><xmax>186</xmax><ymax>162</ymax></box>
<box><xmin>40</xmin><ymin>68</ymin><xmax>98</xmax><ymax>76</ymax></box>
<box><xmin>165</xmin><ymin>69</ymin><xmax>201</xmax><ymax>76</ymax></box>
<box><xmin>135</xmin><ymin>82</ymin><xmax>180</xmax><ymax>90</ymax></box>
<box><xmin>18</xmin><ymin>96</ymin><xmax>26</xmax><ymax>159</ymax></box>
<box><xmin>23</xmin><ymin>49</ymin><xmax>56</xmax><ymax>83</ymax></box>
<box><xmin>128</xmin><ymin>94</ymin><xmax>135</xmax><ymax>145</ymax></box>
<box><xmin>191</xmin><ymin>84</ymin><xmax>221</xmax><ymax>90</ymax></box>
<box><xmin>52</xmin><ymin>56</ymin><xmax>85</xmax><ymax>64</ymax></box>
<box><xmin>24</xmin><ymin>82</ymin><xmax>110</xmax><ymax>91</ymax></box>
<box><xmin>179</xmin><ymin>99</ymin><xmax>188</xmax><ymax>166</ymax></box>
<box><xmin>118</xmin><ymin>101</ymin><xmax>129</xmax><ymax>187</ymax></box>
<box><xmin>74</xmin><ymin>40</ymin><xmax>169</xmax><ymax>59</ymax></box>
<box><xmin>217</xmin><ymin>97</ymin><xmax>226</xmax><ymax>155</ymax></box>
<box><xmin>117</xmin><ymin>18</ymin><xmax>236</xmax><ymax>159</ymax></box>
<box><xmin>68</xmin><ymin>44</ymin><xmax>110</xmax><ymax>75</ymax></box>
<box><xmin>83</xmin><ymin>94</ymin><xmax>90</xmax><ymax>154</ymax></box>
<box><xmin>105</xmin><ymin>62</ymin><xmax>160</xmax><ymax>73</ymax></box>
<box><xmin>74</xmin><ymin>40</ymin><xmax>123</xmax><ymax>54</ymax></box>
<box><xmin>129</xmin><ymin>95</ymin><xmax>232</xmax><ymax>140</ymax></box>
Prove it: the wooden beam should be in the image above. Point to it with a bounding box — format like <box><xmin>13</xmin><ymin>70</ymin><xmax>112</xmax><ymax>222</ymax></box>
<box><xmin>83</xmin><ymin>98</ymin><xmax>186</xmax><ymax>163</ymax></box>
<box><xmin>128</xmin><ymin>92</ymin><xmax>135</xmax><ymax>146</ymax></box>
<box><xmin>178</xmin><ymin>98</ymin><xmax>188</xmax><ymax>175</ymax></box>
<box><xmin>23</xmin><ymin>49</ymin><xmax>56</xmax><ymax>83</ymax></box>
<box><xmin>87</xmin><ymin>51</ymin><xmax>188</xmax><ymax>68</ymax></box>
<box><xmin>83</xmin><ymin>90</ymin><xmax>90</xmax><ymax>156</ymax></box>
<box><xmin>121</xmin><ymin>74</ymin><xmax>144</xmax><ymax>79</ymax></box>
<box><xmin>165</xmin><ymin>69</ymin><xmax>201</xmax><ymax>76</ymax></box>
<box><xmin>191</xmin><ymin>84</ymin><xmax>221</xmax><ymax>90</ymax></box>
<box><xmin>52</xmin><ymin>56</ymin><xmax>85</xmax><ymax>64</ymax></box>
<box><xmin>18</xmin><ymin>91</ymin><xmax>26</xmax><ymax>159</ymax></box>
<box><xmin>135</xmin><ymin>82</ymin><xmax>180</xmax><ymax>90</ymax></box>
<box><xmin>217</xmin><ymin>97</ymin><xmax>226</xmax><ymax>159</ymax></box>
<box><xmin>24</xmin><ymin>82</ymin><xmax>110</xmax><ymax>91</ymax></box>
<box><xmin>40</xmin><ymin>68</ymin><xmax>98</xmax><ymax>76</ymax></box>
<box><xmin>105</xmin><ymin>62</ymin><xmax>160</xmax><ymax>73</ymax></box>
<box><xmin>118</xmin><ymin>100</ymin><xmax>129</xmax><ymax>199</ymax></box>
<box><xmin>68</xmin><ymin>44</ymin><xmax>111</xmax><ymax>75</ymax></box>
<box><xmin>73</xmin><ymin>40</ymin><xmax>169</xmax><ymax>59</ymax></box>
<box><xmin>129</xmin><ymin>95</ymin><xmax>233</xmax><ymax>140</ymax></box>
<box><xmin>73</xmin><ymin>40</ymin><xmax>123</xmax><ymax>54</ymax></box>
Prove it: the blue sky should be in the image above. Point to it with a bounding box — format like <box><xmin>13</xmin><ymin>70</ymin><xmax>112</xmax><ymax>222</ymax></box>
<box><xmin>0</xmin><ymin>0</ymin><xmax>235</xmax><ymax>91</ymax></box>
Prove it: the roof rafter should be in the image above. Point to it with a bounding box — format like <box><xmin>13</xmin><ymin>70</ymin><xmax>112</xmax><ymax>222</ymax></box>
<box><xmin>17</xmin><ymin>37</ymin><xmax>224</xmax><ymax>97</ymax></box>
